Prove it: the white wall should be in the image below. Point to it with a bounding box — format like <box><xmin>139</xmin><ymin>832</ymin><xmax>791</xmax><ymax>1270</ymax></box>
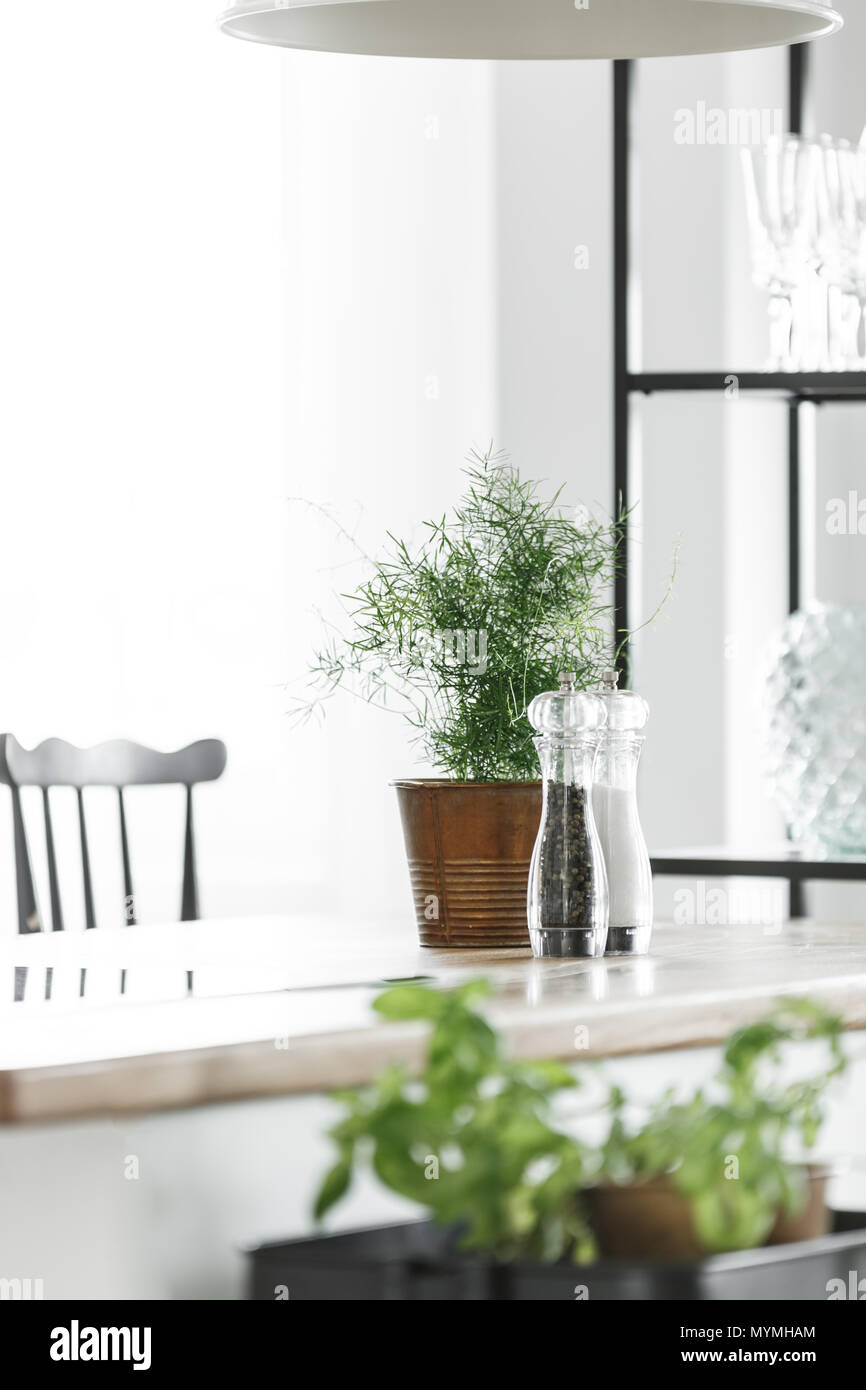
<box><xmin>493</xmin><ymin>60</ymin><xmax>611</xmax><ymax>509</ymax></box>
<box><xmin>0</xmin><ymin>9</ymin><xmax>499</xmax><ymax>932</ymax></box>
<box><xmin>279</xmin><ymin>51</ymin><xmax>498</xmax><ymax>923</ymax></box>
<box><xmin>0</xmin><ymin>1</ymin><xmax>293</xmax><ymax>926</ymax></box>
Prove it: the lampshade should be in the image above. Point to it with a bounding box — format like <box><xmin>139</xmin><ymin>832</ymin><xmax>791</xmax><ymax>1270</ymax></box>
<box><xmin>218</xmin><ymin>0</ymin><xmax>842</xmax><ymax>61</ymax></box>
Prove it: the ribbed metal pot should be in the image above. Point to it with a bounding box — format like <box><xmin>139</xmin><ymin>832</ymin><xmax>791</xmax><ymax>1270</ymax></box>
<box><xmin>393</xmin><ymin>780</ymin><xmax>541</xmax><ymax>948</ymax></box>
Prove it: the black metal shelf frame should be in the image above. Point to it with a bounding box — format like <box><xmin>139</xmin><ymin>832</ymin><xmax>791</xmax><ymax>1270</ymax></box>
<box><xmin>630</xmin><ymin>371</ymin><xmax>866</xmax><ymax>401</ymax></box>
<box><xmin>651</xmin><ymin>851</ymin><xmax>866</xmax><ymax>884</ymax></box>
<box><xmin>613</xmin><ymin>44</ymin><xmax>866</xmax><ymax>918</ymax></box>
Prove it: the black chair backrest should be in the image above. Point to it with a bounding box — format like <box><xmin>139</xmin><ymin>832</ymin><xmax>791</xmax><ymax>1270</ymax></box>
<box><xmin>0</xmin><ymin>734</ymin><xmax>227</xmax><ymax>934</ymax></box>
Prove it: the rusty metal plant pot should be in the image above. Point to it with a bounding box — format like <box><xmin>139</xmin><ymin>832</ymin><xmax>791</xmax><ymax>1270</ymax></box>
<box><xmin>393</xmin><ymin>779</ymin><xmax>541</xmax><ymax>948</ymax></box>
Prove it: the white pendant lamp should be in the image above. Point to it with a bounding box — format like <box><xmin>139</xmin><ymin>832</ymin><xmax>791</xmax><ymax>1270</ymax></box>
<box><xmin>218</xmin><ymin>0</ymin><xmax>842</xmax><ymax>61</ymax></box>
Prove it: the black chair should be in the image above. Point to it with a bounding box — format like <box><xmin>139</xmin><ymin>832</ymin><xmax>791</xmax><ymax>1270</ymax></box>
<box><xmin>1</xmin><ymin>735</ymin><xmax>226</xmax><ymax>997</ymax></box>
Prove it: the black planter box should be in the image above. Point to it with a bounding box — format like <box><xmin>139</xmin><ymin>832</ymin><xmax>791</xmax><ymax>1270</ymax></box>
<box><xmin>249</xmin><ymin>1211</ymin><xmax>866</xmax><ymax>1301</ymax></box>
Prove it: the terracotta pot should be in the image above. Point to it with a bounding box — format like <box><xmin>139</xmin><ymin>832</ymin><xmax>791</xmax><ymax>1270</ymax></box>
<box><xmin>589</xmin><ymin>1168</ymin><xmax>829</xmax><ymax>1261</ymax></box>
<box><xmin>393</xmin><ymin>779</ymin><xmax>541</xmax><ymax>948</ymax></box>
<box><xmin>767</xmin><ymin>1169</ymin><xmax>830</xmax><ymax>1244</ymax></box>
<box><xmin>589</xmin><ymin>1177</ymin><xmax>705</xmax><ymax>1260</ymax></box>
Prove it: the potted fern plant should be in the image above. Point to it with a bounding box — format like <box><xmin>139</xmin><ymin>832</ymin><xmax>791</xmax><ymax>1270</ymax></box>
<box><xmin>302</xmin><ymin>447</ymin><xmax>624</xmax><ymax>947</ymax></box>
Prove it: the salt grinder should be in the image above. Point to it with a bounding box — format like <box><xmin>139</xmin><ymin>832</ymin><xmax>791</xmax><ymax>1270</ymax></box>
<box><xmin>595</xmin><ymin>668</ymin><xmax>653</xmax><ymax>956</ymax></box>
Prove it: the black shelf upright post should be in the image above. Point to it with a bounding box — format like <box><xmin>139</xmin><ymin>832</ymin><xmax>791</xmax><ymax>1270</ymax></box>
<box><xmin>788</xmin><ymin>41</ymin><xmax>808</xmax><ymax>623</ymax></box>
<box><xmin>788</xmin><ymin>43</ymin><xmax>809</xmax><ymax>919</ymax></box>
<box><xmin>613</xmin><ymin>59</ymin><xmax>633</xmax><ymax>682</ymax></box>
<box><xmin>614</xmin><ymin>43</ymin><xmax>850</xmax><ymax>921</ymax></box>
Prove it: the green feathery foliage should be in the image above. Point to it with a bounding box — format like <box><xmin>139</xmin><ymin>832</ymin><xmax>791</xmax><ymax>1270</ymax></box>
<box><xmin>302</xmin><ymin>446</ymin><xmax>626</xmax><ymax>780</ymax></box>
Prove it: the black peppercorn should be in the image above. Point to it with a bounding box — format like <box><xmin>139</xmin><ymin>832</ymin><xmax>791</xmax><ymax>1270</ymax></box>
<box><xmin>533</xmin><ymin>780</ymin><xmax>601</xmax><ymax>956</ymax></box>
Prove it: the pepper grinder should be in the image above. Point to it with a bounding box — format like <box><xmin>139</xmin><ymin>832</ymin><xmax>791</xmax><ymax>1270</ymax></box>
<box><xmin>595</xmin><ymin>668</ymin><xmax>653</xmax><ymax>956</ymax></box>
<box><xmin>526</xmin><ymin>673</ymin><xmax>609</xmax><ymax>958</ymax></box>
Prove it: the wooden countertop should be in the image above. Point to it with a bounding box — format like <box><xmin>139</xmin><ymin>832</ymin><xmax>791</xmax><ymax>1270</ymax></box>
<box><xmin>2</xmin><ymin>916</ymin><xmax>866</xmax><ymax>1124</ymax></box>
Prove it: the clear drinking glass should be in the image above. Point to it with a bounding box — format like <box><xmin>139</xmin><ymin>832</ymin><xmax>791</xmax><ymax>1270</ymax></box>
<box><xmin>815</xmin><ymin>137</ymin><xmax>862</xmax><ymax>369</ymax></box>
<box><xmin>742</xmin><ymin>137</ymin><xmax>820</xmax><ymax>370</ymax></box>
<box><xmin>834</xmin><ymin>140</ymin><xmax>866</xmax><ymax>366</ymax></box>
<box><xmin>527</xmin><ymin>675</ymin><xmax>608</xmax><ymax>958</ymax></box>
